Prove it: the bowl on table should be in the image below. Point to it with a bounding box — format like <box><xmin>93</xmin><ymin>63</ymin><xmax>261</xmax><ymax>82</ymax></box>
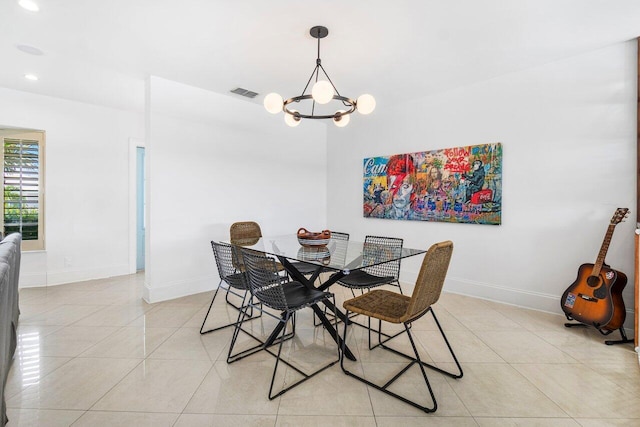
<box><xmin>297</xmin><ymin>228</ymin><xmax>331</xmax><ymax>247</ymax></box>
<box><xmin>297</xmin><ymin>246</ymin><xmax>331</xmax><ymax>265</ymax></box>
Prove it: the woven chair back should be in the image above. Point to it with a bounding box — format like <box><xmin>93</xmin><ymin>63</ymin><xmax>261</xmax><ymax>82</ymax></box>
<box><xmin>404</xmin><ymin>241</ymin><xmax>453</xmax><ymax>323</ymax></box>
<box><xmin>362</xmin><ymin>235</ymin><xmax>403</xmax><ymax>280</ymax></box>
<box><xmin>241</xmin><ymin>249</ymin><xmax>289</xmax><ymax>311</ymax></box>
<box><xmin>230</xmin><ymin>221</ymin><xmax>262</xmax><ymax>245</ymax></box>
<box><xmin>229</xmin><ymin>221</ymin><xmax>262</xmax><ymax>270</ymax></box>
<box><xmin>211</xmin><ymin>241</ymin><xmax>248</xmax><ymax>290</ymax></box>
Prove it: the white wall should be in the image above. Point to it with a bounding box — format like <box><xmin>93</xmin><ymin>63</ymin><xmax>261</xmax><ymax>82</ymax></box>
<box><xmin>0</xmin><ymin>87</ymin><xmax>144</xmax><ymax>286</ymax></box>
<box><xmin>1</xmin><ymin>40</ymin><xmax>635</xmax><ymax>334</ymax></box>
<box><xmin>144</xmin><ymin>77</ymin><xmax>327</xmax><ymax>302</ymax></box>
<box><xmin>327</xmin><ymin>41</ymin><xmax>637</xmax><ymax>330</ymax></box>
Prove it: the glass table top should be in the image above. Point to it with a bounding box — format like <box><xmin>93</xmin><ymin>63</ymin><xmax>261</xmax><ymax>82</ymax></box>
<box><xmin>226</xmin><ymin>234</ymin><xmax>426</xmax><ymax>272</ymax></box>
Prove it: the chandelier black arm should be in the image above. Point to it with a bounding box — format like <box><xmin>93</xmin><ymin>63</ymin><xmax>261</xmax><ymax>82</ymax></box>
<box><xmin>318</xmin><ymin>64</ymin><xmax>350</xmax><ymax>108</ymax></box>
<box><xmin>283</xmin><ymin>94</ymin><xmax>356</xmax><ymax>119</ymax></box>
<box><xmin>301</xmin><ymin>64</ymin><xmax>320</xmax><ymax>97</ymax></box>
<box><xmin>299</xmin><ymin>64</ymin><xmax>321</xmax><ymax>116</ymax></box>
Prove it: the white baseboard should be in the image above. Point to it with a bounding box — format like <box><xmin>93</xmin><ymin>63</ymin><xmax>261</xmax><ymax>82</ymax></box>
<box><xmin>444</xmin><ymin>276</ymin><xmax>560</xmax><ymax>313</ymax></box>
<box><xmin>401</xmin><ymin>273</ymin><xmax>636</xmax><ymax>333</ymax></box>
<box><xmin>143</xmin><ymin>274</ymin><xmax>217</xmax><ymax>304</ymax></box>
<box><xmin>41</xmin><ymin>264</ymin><xmax>131</xmax><ymax>287</ymax></box>
<box><xmin>18</xmin><ymin>272</ymin><xmax>47</xmax><ymax>287</ymax></box>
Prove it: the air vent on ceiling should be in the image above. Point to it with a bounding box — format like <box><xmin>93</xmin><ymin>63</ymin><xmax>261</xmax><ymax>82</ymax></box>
<box><xmin>230</xmin><ymin>87</ymin><xmax>258</xmax><ymax>98</ymax></box>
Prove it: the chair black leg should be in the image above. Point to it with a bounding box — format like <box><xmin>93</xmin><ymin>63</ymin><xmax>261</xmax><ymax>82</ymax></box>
<box><xmin>378</xmin><ymin>309</ymin><xmax>462</xmax><ymax>379</ymax></box>
<box><xmin>340</xmin><ymin>309</ymin><xmax>462</xmax><ymax>413</ymax></box>
<box><xmin>404</xmin><ymin>323</ymin><xmax>438</xmax><ymax>412</ymax></box>
<box><xmin>227</xmin><ymin>300</ymin><xmax>250</xmax><ymax>362</ymax></box>
<box><xmin>199</xmin><ymin>282</ymin><xmax>222</xmax><ymax>334</ymax></box>
<box><xmin>341</xmin><ymin>312</ymin><xmax>437</xmax><ymax>412</ymax></box>
<box><xmin>227</xmin><ymin>303</ymin><xmax>296</xmax><ymax>364</ymax></box>
<box><xmin>429</xmin><ymin>309</ymin><xmax>463</xmax><ymax>378</ymax></box>
<box><xmin>268</xmin><ymin>312</ymin><xmax>290</xmax><ymax>400</ymax></box>
<box><xmin>266</xmin><ymin>297</ymin><xmax>340</xmax><ymax>399</ymax></box>
<box><xmin>200</xmin><ymin>283</ymin><xmax>262</xmax><ymax>335</ymax></box>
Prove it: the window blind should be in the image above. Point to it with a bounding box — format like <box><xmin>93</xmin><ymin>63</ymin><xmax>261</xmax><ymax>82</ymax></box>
<box><xmin>3</xmin><ymin>138</ymin><xmax>40</xmax><ymax>240</ymax></box>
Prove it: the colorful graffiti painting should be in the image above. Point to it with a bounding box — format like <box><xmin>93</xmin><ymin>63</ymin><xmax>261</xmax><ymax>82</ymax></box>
<box><xmin>363</xmin><ymin>143</ymin><xmax>502</xmax><ymax>225</ymax></box>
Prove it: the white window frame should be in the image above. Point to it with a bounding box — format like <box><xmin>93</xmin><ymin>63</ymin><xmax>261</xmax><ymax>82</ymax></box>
<box><xmin>0</xmin><ymin>131</ymin><xmax>45</xmax><ymax>251</ymax></box>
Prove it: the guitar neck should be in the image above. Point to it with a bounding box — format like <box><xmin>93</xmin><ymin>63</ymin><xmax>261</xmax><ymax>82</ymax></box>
<box><xmin>593</xmin><ymin>224</ymin><xmax>616</xmax><ymax>276</ymax></box>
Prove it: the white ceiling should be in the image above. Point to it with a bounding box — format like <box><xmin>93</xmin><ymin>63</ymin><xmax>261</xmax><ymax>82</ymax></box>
<box><xmin>1</xmin><ymin>0</ymin><xmax>639</xmax><ymax>113</ymax></box>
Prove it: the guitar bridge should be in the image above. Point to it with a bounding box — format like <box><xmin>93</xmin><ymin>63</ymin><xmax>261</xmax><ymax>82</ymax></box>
<box><xmin>578</xmin><ymin>293</ymin><xmax>597</xmax><ymax>302</ymax></box>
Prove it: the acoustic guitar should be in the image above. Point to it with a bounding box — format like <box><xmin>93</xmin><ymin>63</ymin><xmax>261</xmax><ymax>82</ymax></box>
<box><xmin>561</xmin><ymin>208</ymin><xmax>629</xmax><ymax>331</ymax></box>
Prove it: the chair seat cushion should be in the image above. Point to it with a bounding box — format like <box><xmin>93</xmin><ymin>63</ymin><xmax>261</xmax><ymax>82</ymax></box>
<box><xmin>289</xmin><ymin>261</ymin><xmax>321</xmax><ymax>275</ymax></box>
<box><xmin>343</xmin><ymin>289</ymin><xmax>410</xmax><ymax>324</ymax></box>
<box><xmin>283</xmin><ymin>281</ymin><xmax>331</xmax><ymax>309</ymax></box>
<box><xmin>225</xmin><ymin>272</ymin><xmax>248</xmax><ymax>290</ymax></box>
<box><xmin>337</xmin><ymin>270</ymin><xmax>395</xmax><ymax>289</ymax></box>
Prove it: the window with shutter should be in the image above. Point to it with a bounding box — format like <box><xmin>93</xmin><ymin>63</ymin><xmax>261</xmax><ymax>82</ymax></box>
<box><xmin>1</xmin><ymin>131</ymin><xmax>45</xmax><ymax>250</ymax></box>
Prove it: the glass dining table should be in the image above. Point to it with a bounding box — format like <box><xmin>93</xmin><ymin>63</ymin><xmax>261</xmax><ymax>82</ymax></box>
<box><xmin>226</xmin><ymin>233</ymin><xmax>426</xmax><ymax>361</ymax></box>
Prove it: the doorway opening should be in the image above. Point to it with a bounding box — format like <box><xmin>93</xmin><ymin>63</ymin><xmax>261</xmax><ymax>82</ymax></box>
<box><xmin>136</xmin><ymin>146</ymin><xmax>145</xmax><ymax>271</ymax></box>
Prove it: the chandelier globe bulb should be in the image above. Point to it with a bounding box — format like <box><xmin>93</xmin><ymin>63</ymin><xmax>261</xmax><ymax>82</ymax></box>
<box><xmin>264</xmin><ymin>93</ymin><xmax>284</xmax><ymax>114</ymax></box>
<box><xmin>311</xmin><ymin>80</ymin><xmax>334</xmax><ymax>104</ymax></box>
<box><xmin>284</xmin><ymin>110</ymin><xmax>301</xmax><ymax>127</ymax></box>
<box><xmin>333</xmin><ymin>110</ymin><xmax>350</xmax><ymax>127</ymax></box>
<box><xmin>356</xmin><ymin>94</ymin><xmax>376</xmax><ymax>115</ymax></box>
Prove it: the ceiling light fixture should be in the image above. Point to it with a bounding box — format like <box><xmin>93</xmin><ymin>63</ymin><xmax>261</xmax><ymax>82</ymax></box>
<box><xmin>18</xmin><ymin>0</ymin><xmax>39</xmax><ymax>12</ymax></box>
<box><xmin>264</xmin><ymin>26</ymin><xmax>375</xmax><ymax>128</ymax></box>
<box><xmin>24</xmin><ymin>73</ymin><xmax>38</xmax><ymax>81</ymax></box>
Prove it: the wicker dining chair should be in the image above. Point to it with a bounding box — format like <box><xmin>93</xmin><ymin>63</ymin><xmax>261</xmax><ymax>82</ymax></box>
<box><xmin>232</xmin><ymin>248</ymin><xmax>340</xmax><ymax>400</ymax></box>
<box><xmin>200</xmin><ymin>241</ymin><xmax>261</xmax><ymax>335</ymax></box>
<box><xmin>229</xmin><ymin>221</ymin><xmax>286</xmax><ymax>274</ymax></box>
<box><xmin>340</xmin><ymin>240</ymin><xmax>462</xmax><ymax>413</ymax></box>
<box><xmin>229</xmin><ymin>221</ymin><xmax>262</xmax><ymax>246</ymax></box>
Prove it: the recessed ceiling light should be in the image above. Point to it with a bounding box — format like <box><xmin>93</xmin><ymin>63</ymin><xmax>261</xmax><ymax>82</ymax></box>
<box><xmin>24</xmin><ymin>74</ymin><xmax>38</xmax><ymax>81</ymax></box>
<box><xmin>16</xmin><ymin>44</ymin><xmax>44</xmax><ymax>56</ymax></box>
<box><xmin>18</xmin><ymin>0</ymin><xmax>39</xmax><ymax>12</ymax></box>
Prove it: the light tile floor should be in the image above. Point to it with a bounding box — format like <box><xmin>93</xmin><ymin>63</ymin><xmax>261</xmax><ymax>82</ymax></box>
<box><xmin>5</xmin><ymin>273</ymin><xmax>639</xmax><ymax>426</ymax></box>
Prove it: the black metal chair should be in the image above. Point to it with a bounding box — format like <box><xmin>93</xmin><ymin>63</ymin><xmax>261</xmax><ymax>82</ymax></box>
<box><xmin>335</xmin><ymin>235</ymin><xmax>404</xmax><ymax>346</ymax></box>
<box><xmin>336</xmin><ymin>235</ymin><xmax>403</xmax><ymax>293</ymax></box>
<box><xmin>340</xmin><ymin>241</ymin><xmax>462</xmax><ymax>413</ymax></box>
<box><xmin>200</xmin><ymin>241</ymin><xmax>261</xmax><ymax>335</ymax></box>
<box><xmin>232</xmin><ymin>248</ymin><xmax>339</xmax><ymax>399</ymax></box>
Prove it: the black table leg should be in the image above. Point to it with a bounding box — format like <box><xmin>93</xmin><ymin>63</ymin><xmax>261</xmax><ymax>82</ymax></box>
<box><xmin>320</xmin><ymin>297</ymin><xmax>351</xmax><ymax>325</ymax></box>
<box><xmin>277</xmin><ymin>255</ymin><xmax>357</xmax><ymax>360</ymax></box>
<box><xmin>311</xmin><ymin>303</ymin><xmax>356</xmax><ymax>361</ymax></box>
<box><xmin>262</xmin><ymin>312</ymin><xmax>287</xmax><ymax>348</ymax></box>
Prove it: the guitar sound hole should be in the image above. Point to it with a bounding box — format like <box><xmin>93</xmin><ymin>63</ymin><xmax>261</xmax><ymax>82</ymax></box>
<box><xmin>586</xmin><ymin>276</ymin><xmax>601</xmax><ymax>288</ymax></box>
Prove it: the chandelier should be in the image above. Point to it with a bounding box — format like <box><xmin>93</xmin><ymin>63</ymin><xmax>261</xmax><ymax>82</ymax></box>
<box><xmin>263</xmin><ymin>26</ymin><xmax>376</xmax><ymax>127</ymax></box>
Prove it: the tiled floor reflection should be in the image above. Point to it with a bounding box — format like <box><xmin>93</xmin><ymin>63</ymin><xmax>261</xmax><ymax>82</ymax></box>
<box><xmin>4</xmin><ymin>272</ymin><xmax>639</xmax><ymax>426</ymax></box>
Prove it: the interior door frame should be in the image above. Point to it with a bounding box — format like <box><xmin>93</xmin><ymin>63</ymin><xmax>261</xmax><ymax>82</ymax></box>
<box><xmin>128</xmin><ymin>137</ymin><xmax>145</xmax><ymax>273</ymax></box>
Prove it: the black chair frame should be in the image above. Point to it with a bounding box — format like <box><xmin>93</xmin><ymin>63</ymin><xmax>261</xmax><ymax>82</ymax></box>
<box><xmin>234</xmin><ymin>249</ymin><xmax>340</xmax><ymax>399</ymax></box>
<box><xmin>341</xmin><ymin>306</ymin><xmax>462</xmax><ymax>413</ymax></box>
<box><xmin>200</xmin><ymin>241</ymin><xmax>263</xmax><ymax>335</ymax></box>
<box><xmin>340</xmin><ymin>241</ymin><xmax>463</xmax><ymax>413</ymax></box>
<box><xmin>334</xmin><ymin>235</ymin><xmax>405</xmax><ymax>348</ymax></box>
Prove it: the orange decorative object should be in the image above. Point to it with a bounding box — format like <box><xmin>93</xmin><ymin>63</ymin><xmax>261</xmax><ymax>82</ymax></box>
<box><xmin>297</xmin><ymin>228</ymin><xmax>331</xmax><ymax>247</ymax></box>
